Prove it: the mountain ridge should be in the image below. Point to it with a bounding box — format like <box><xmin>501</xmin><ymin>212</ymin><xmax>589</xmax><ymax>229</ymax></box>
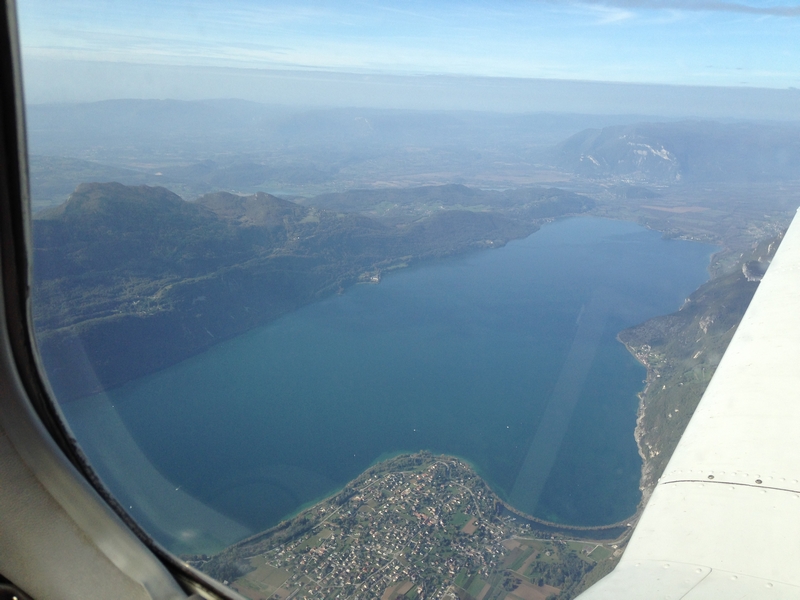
<box><xmin>554</xmin><ymin>120</ymin><xmax>800</xmax><ymax>183</ymax></box>
<box><xmin>33</xmin><ymin>181</ymin><xmax>593</xmax><ymax>400</ymax></box>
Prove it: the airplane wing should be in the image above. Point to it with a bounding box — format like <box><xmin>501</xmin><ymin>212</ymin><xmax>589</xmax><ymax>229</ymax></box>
<box><xmin>579</xmin><ymin>206</ymin><xmax>800</xmax><ymax>597</ymax></box>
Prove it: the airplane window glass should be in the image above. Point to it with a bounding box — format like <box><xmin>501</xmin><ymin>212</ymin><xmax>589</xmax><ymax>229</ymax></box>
<box><xmin>17</xmin><ymin>0</ymin><xmax>800</xmax><ymax>597</ymax></box>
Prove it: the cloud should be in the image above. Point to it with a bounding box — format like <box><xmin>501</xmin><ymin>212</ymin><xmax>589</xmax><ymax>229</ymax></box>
<box><xmin>587</xmin><ymin>4</ymin><xmax>637</xmax><ymax>22</ymax></box>
<box><xmin>571</xmin><ymin>0</ymin><xmax>800</xmax><ymax>16</ymax></box>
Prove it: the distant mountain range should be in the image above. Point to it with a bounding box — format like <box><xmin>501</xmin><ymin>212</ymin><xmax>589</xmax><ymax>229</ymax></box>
<box><xmin>554</xmin><ymin>121</ymin><xmax>800</xmax><ymax>183</ymax></box>
<box><xmin>27</xmin><ymin>101</ymin><xmax>800</xmax><ymax>213</ymax></box>
<box><xmin>25</xmin><ymin>100</ymin><xmax>666</xmax><ymax>208</ymax></box>
<box><xmin>301</xmin><ymin>184</ymin><xmax>590</xmax><ymax>225</ymax></box>
<box><xmin>33</xmin><ymin>182</ymin><xmax>593</xmax><ymax>400</ymax></box>
<box><xmin>26</xmin><ymin>99</ymin><xmax>648</xmax><ymax>159</ymax></box>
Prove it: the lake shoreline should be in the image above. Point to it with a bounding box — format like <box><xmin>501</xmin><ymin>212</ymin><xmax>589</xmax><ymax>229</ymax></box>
<box><xmin>619</xmin><ymin>333</ymin><xmax>660</xmax><ymax>515</ymax></box>
<box><xmin>66</xmin><ymin>217</ymin><xmax>715</xmax><ymax>555</ymax></box>
<box><xmin>206</xmin><ymin>450</ymin><xmax>637</xmax><ymax>562</ymax></box>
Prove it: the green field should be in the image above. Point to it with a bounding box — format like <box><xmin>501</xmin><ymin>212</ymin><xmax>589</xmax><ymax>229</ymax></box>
<box><xmin>588</xmin><ymin>546</ymin><xmax>612</xmax><ymax>561</ymax></box>
<box><xmin>509</xmin><ymin>547</ymin><xmax>536</xmax><ymax>572</ymax></box>
<box><xmin>450</xmin><ymin>512</ymin><xmax>472</xmax><ymax>527</ymax></box>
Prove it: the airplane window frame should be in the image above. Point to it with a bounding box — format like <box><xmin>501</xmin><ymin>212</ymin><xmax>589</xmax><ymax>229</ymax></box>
<box><xmin>0</xmin><ymin>1</ymin><xmax>242</xmax><ymax>598</ymax></box>
<box><xmin>13</xmin><ymin>2</ymin><xmax>796</xmax><ymax>599</ymax></box>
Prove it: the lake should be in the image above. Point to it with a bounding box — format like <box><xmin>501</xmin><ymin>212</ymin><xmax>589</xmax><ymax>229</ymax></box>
<box><xmin>61</xmin><ymin>217</ymin><xmax>715</xmax><ymax>554</ymax></box>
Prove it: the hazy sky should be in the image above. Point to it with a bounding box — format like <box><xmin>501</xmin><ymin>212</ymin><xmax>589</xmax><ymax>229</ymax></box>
<box><xmin>16</xmin><ymin>0</ymin><xmax>800</xmax><ymax>114</ymax></box>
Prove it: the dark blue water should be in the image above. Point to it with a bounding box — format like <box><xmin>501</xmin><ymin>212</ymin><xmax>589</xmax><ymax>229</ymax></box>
<box><xmin>62</xmin><ymin>217</ymin><xmax>715</xmax><ymax>554</ymax></box>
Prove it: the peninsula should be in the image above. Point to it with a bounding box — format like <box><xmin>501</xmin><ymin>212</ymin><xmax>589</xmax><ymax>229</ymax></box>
<box><xmin>191</xmin><ymin>452</ymin><xmax>621</xmax><ymax>600</ymax></box>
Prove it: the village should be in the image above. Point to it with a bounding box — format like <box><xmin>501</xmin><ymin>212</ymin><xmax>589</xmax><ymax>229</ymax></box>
<box><xmin>195</xmin><ymin>453</ymin><xmax>618</xmax><ymax>600</ymax></box>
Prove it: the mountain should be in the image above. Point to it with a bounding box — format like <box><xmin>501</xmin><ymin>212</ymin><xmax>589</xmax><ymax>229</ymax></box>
<box><xmin>26</xmin><ymin>100</ymin><xmax>652</xmax><ymax>159</ymax></box>
<box><xmin>33</xmin><ymin>182</ymin><xmax>592</xmax><ymax>400</ymax></box>
<box><xmin>554</xmin><ymin>121</ymin><xmax>800</xmax><ymax>183</ymax></box>
<box><xmin>302</xmin><ymin>184</ymin><xmax>593</xmax><ymax>225</ymax></box>
<box><xmin>25</xmin><ymin>100</ymin><xmax>663</xmax><ymax>199</ymax></box>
